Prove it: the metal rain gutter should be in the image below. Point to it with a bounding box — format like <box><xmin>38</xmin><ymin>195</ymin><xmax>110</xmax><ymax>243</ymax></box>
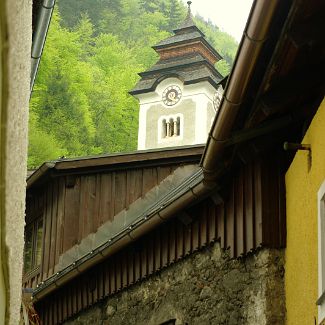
<box><xmin>32</xmin><ymin>168</ymin><xmax>213</xmax><ymax>301</ymax></box>
<box><xmin>201</xmin><ymin>0</ymin><xmax>281</xmax><ymax>178</ymax></box>
<box><xmin>30</xmin><ymin>0</ymin><xmax>56</xmax><ymax>95</ymax></box>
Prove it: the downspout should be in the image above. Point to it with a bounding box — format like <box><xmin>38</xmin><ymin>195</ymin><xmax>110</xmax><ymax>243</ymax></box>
<box><xmin>30</xmin><ymin>0</ymin><xmax>56</xmax><ymax>95</ymax></box>
<box><xmin>31</xmin><ymin>0</ymin><xmax>282</xmax><ymax>302</ymax></box>
<box><xmin>201</xmin><ymin>0</ymin><xmax>280</xmax><ymax>177</ymax></box>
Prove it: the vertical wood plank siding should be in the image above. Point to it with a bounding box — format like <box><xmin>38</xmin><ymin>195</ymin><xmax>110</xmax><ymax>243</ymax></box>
<box><xmin>31</xmin><ymin>157</ymin><xmax>286</xmax><ymax>325</ymax></box>
<box><xmin>24</xmin><ymin>164</ymin><xmax>178</xmax><ymax>287</ymax></box>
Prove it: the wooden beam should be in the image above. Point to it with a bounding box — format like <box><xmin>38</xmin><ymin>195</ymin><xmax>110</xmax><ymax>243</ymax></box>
<box><xmin>246</xmin><ymin>62</ymin><xmax>324</xmax><ymax>127</ymax></box>
<box><xmin>289</xmin><ymin>13</ymin><xmax>325</xmax><ymax>48</ymax></box>
<box><xmin>226</xmin><ymin>115</ymin><xmax>293</xmax><ymax>148</ymax></box>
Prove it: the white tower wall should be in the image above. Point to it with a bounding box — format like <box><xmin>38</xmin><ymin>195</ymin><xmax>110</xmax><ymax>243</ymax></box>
<box><xmin>135</xmin><ymin>78</ymin><xmax>220</xmax><ymax>150</ymax></box>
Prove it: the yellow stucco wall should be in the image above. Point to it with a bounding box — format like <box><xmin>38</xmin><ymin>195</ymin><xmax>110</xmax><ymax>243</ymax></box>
<box><xmin>285</xmin><ymin>97</ymin><xmax>325</xmax><ymax>324</ymax></box>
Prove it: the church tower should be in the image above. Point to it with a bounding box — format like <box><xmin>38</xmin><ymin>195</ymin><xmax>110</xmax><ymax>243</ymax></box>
<box><xmin>130</xmin><ymin>1</ymin><xmax>224</xmax><ymax>150</ymax></box>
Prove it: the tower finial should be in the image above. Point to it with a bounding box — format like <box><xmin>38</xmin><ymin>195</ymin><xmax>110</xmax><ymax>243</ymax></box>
<box><xmin>172</xmin><ymin>0</ymin><xmax>197</xmax><ymax>32</ymax></box>
<box><xmin>187</xmin><ymin>1</ymin><xmax>192</xmax><ymax>12</ymax></box>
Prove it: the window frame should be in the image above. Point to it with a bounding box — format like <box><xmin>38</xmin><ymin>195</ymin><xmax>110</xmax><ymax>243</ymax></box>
<box><xmin>23</xmin><ymin>214</ymin><xmax>44</xmax><ymax>276</ymax></box>
<box><xmin>158</xmin><ymin>113</ymin><xmax>184</xmax><ymax>143</ymax></box>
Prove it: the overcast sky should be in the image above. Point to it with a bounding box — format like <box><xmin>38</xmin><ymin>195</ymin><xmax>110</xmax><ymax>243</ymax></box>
<box><xmin>181</xmin><ymin>0</ymin><xmax>254</xmax><ymax>42</ymax></box>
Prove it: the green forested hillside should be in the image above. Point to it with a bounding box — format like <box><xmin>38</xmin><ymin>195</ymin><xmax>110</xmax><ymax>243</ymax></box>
<box><xmin>29</xmin><ymin>0</ymin><xmax>238</xmax><ymax>168</ymax></box>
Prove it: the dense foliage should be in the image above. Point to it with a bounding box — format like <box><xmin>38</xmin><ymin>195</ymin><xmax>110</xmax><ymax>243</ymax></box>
<box><xmin>29</xmin><ymin>0</ymin><xmax>238</xmax><ymax>168</ymax></box>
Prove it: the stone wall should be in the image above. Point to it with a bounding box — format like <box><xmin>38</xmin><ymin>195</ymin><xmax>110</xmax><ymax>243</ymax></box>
<box><xmin>64</xmin><ymin>243</ymin><xmax>285</xmax><ymax>325</ymax></box>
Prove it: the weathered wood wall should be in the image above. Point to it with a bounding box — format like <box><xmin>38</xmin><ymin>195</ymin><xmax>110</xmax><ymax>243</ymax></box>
<box><xmin>32</xmin><ymin>155</ymin><xmax>286</xmax><ymax>324</ymax></box>
<box><xmin>24</xmin><ymin>164</ymin><xmax>184</xmax><ymax>288</ymax></box>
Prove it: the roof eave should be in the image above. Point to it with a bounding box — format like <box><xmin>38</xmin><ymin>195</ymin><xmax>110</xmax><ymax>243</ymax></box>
<box><xmin>201</xmin><ymin>0</ymin><xmax>287</xmax><ymax>177</ymax></box>
<box><xmin>130</xmin><ymin>76</ymin><xmax>223</xmax><ymax>97</ymax></box>
<box><xmin>27</xmin><ymin>162</ymin><xmax>56</xmax><ymax>189</ymax></box>
<box><xmin>138</xmin><ymin>58</ymin><xmax>219</xmax><ymax>77</ymax></box>
<box><xmin>27</xmin><ymin>145</ymin><xmax>205</xmax><ymax>188</ymax></box>
<box><xmin>173</xmin><ymin>25</ymin><xmax>205</xmax><ymax>37</ymax></box>
<box><xmin>153</xmin><ymin>38</ymin><xmax>222</xmax><ymax>62</ymax></box>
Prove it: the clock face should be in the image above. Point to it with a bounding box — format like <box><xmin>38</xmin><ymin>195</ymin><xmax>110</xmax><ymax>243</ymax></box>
<box><xmin>213</xmin><ymin>86</ymin><xmax>223</xmax><ymax>111</ymax></box>
<box><xmin>162</xmin><ymin>85</ymin><xmax>182</xmax><ymax>106</ymax></box>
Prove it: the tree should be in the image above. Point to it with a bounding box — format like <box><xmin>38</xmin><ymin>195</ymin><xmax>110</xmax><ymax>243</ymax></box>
<box><xmin>195</xmin><ymin>17</ymin><xmax>238</xmax><ymax>76</ymax></box>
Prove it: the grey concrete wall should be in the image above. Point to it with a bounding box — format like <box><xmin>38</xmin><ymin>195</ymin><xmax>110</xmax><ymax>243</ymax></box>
<box><xmin>146</xmin><ymin>99</ymin><xmax>196</xmax><ymax>149</ymax></box>
<box><xmin>63</xmin><ymin>243</ymin><xmax>285</xmax><ymax>325</ymax></box>
<box><xmin>0</xmin><ymin>0</ymin><xmax>31</xmax><ymax>323</ymax></box>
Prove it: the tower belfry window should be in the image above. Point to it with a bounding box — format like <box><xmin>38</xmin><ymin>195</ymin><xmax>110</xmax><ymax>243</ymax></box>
<box><xmin>160</xmin><ymin>114</ymin><xmax>182</xmax><ymax>140</ymax></box>
<box><xmin>168</xmin><ymin>118</ymin><xmax>173</xmax><ymax>137</ymax></box>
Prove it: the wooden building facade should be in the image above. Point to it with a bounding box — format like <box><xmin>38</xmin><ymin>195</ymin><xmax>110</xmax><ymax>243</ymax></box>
<box><xmin>23</xmin><ymin>145</ymin><xmax>287</xmax><ymax>324</ymax></box>
<box><xmin>24</xmin><ymin>146</ymin><xmax>204</xmax><ymax>288</ymax></box>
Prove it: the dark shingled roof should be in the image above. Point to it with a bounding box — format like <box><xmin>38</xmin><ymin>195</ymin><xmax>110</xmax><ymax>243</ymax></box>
<box><xmin>172</xmin><ymin>0</ymin><xmax>203</xmax><ymax>36</ymax></box>
<box><xmin>140</xmin><ymin>53</ymin><xmax>214</xmax><ymax>75</ymax></box>
<box><xmin>130</xmin><ymin>59</ymin><xmax>223</xmax><ymax>95</ymax></box>
<box><xmin>129</xmin><ymin>1</ymin><xmax>223</xmax><ymax>96</ymax></box>
<box><xmin>152</xmin><ymin>4</ymin><xmax>222</xmax><ymax>61</ymax></box>
<box><xmin>153</xmin><ymin>33</ymin><xmax>222</xmax><ymax>61</ymax></box>
<box><xmin>153</xmin><ymin>31</ymin><xmax>202</xmax><ymax>48</ymax></box>
<box><xmin>176</xmin><ymin>5</ymin><xmax>196</xmax><ymax>30</ymax></box>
